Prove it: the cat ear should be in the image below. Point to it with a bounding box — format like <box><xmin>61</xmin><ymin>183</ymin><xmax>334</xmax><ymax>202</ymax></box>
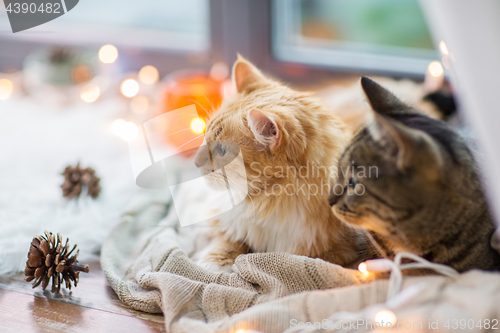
<box><xmin>368</xmin><ymin>113</ymin><xmax>443</xmax><ymax>178</ymax></box>
<box><xmin>361</xmin><ymin>77</ymin><xmax>411</xmax><ymax>115</ymax></box>
<box><xmin>247</xmin><ymin>108</ymin><xmax>281</xmax><ymax>148</ymax></box>
<box><xmin>233</xmin><ymin>55</ymin><xmax>266</xmax><ymax>93</ymax></box>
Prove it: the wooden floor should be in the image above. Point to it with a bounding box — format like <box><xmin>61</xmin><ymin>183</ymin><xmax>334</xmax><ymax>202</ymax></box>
<box><xmin>0</xmin><ymin>262</ymin><xmax>165</xmax><ymax>333</ymax></box>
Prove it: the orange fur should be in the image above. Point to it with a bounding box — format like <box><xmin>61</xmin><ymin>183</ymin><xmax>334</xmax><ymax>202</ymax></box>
<box><xmin>193</xmin><ymin>56</ymin><xmax>362</xmax><ymax>271</ymax></box>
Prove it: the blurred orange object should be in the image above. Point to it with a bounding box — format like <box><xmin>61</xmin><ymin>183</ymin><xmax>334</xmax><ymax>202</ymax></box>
<box><xmin>160</xmin><ymin>70</ymin><xmax>224</xmax><ymax>155</ymax></box>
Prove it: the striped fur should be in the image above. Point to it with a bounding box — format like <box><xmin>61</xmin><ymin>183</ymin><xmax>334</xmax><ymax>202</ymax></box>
<box><xmin>329</xmin><ymin>77</ymin><xmax>500</xmax><ymax>272</ymax></box>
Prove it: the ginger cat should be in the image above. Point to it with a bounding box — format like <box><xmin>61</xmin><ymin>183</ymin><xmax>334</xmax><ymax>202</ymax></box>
<box><xmin>193</xmin><ymin>56</ymin><xmax>363</xmax><ymax>272</ymax></box>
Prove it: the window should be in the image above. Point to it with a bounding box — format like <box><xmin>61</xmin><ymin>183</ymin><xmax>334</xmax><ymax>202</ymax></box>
<box><xmin>273</xmin><ymin>0</ymin><xmax>438</xmax><ymax>75</ymax></box>
<box><xmin>0</xmin><ymin>0</ymin><xmax>210</xmax><ymax>52</ymax></box>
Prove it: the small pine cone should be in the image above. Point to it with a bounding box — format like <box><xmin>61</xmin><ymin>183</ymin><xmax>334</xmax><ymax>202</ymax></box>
<box><xmin>61</xmin><ymin>163</ymin><xmax>101</xmax><ymax>199</ymax></box>
<box><xmin>25</xmin><ymin>231</ymin><xmax>90</xmax><ymax>293</ymax></box>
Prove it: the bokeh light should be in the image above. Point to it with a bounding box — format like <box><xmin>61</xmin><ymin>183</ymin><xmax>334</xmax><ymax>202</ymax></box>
<box><xmin>190</xmin><ymin>83</ymin><xmax>205</xmax><ymax>97</ymax></box>
<box><xmin>121</xmin><ymin>79</ymin><xmax>139</xmax><ymax>98</ymax></box>
<box><xmin>375</xmin><ymin>309</ymin><xmax>397</xmax><ymax>327</ymax></box>
<box><xmin>80</xmin><ymin>84</ymin><xmax>100</xmax><ymax>103</ymax></box>
<box><xmin>358</xmin><ymin>262</ymin><xmax>369</xmax><ymax>275</ymax></box>
<box><xmin>112</xmin><ymin>119</ymin><xmax>138</xmax><ymax>141</ymax></box>
<box><xmin>439</xmin><ymin>41</ymin><xmax>449</xmax><ymax>55</ymax></box>
<box><xmin>210</xmin><ymin>62</ymin><xmax>229</xmax><ymax>81</ymax></box>
<box><xmin>111</xmin><ymin>119</ymin><xmax>127</xmax><ymax>136</ymax></box>
<box><xmin>0</xmin><ymin>79</ymin><xmax>13</xmax><ymax>100</ymax></box>
<box><xmin>138</xmin><ymin>65</ymin><xmax>159</xmax><ymax>85</ymax></box>
<box><xmin>71</xmin><ymin>65</ymin><xmax>92</xmax><ymax>84</ymax></box>
<box><xmin>120</xmin><ymin>122</ymin><xmax>139</xmax><ymax>141</ymax></box>
<box><xmin>190</xmin><ymin>117</ymin><xmax>206</xmax><ymax>134</ymax></box>
<box><xmin>130</xmin><ymin>95</ymin><xmax>149</xmax><ymax>114</ymax></box>
<box><xmin>428</xmin><ymin>61</ymin><xmax>444</xmax><ymax>78</ymax></box>
<box><xmin>98</xmin><ymin>44</ymin><xmax>118</xmax><ymax>64</ymax></box>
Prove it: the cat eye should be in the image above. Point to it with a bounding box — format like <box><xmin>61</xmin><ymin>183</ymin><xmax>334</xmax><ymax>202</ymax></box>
<box><xmin>216</xmin><ymin>144</ymin><xmax>228</xmax><ymax>156</ymax></box>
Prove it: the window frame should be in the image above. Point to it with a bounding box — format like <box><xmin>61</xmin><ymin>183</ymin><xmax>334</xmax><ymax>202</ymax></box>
<box><xmin>272</xmin><ymin>0</ymin><xmax>438</xmax><ymax>77</ymax></box>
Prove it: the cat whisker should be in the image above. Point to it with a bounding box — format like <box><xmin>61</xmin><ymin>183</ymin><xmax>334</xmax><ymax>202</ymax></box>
<box><xmin>165</xmin><ymin>127</ymin><xmax>194</xmax><ymax>137</ymax></box>
<box><xmin>203</xmin><ymin>94</ymin><xmax>216</xmax><ymax>114</ymax></box>
<box><xmin>172</xmin><ymin>133</ymin><xmax>206</xmax><ymax>154</ymax></box>
<box><xmin>185</xmin><ymin>99</ymin><xmax>212</xmax><ymax>121</ymax></box>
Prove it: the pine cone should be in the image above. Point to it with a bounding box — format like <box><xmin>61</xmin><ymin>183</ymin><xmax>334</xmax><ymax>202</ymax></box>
<box><xmin>25</xmin><ymin>231</ymin><xmax>90</xmax><ymax>293</ymax></box>
<box><xmin>61</xmin><ymin>163</ymin><xmax>101</xmax><ymax>199</ymax></box>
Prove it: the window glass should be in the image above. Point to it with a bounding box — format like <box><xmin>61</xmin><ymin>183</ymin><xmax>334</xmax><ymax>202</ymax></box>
<box><xmin>0</xmin><ymin>0</ymin><xmax>210</xmax><ymax>51</ymax></box>
<box><xmin>273</xmin><ymin>0</ymin><xmax>438</xmax><ymax>75</ymax></box>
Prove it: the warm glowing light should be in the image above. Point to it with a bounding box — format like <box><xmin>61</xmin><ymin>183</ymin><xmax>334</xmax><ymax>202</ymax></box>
<box><xmin>112</xmin><ymin>119</ymin><xmax>139</xmax><ymax>141</ymax></box>
<box><xmin>190</xmin><ymin>83</ymin><xmax>205</xmax><ymax>97</ymax></box>
<box><xmin>190</xmin><ymin>117</ymin><xmax>206</xmax><ymax>134</ymax></box>
<box><xmin>358</xmin><ymin>262</ymin><xmax>369</xmax><ymax>275</ymax></box>
<box><xmin>99</xmin><ymin>44</ymin><xmax>118</xmax><ymax>64</ymax></box>
<box><xmin>235</xmin><ymin>330</ymin><xmax>245</xmax><ymax>333</ymax></box>
<box><xmin>210</xmin><ymin>62</ymin><xmax>229</xmax><ymax>81</ymax></box>
<box><xmin>72</xmin><ymin>65</ymin><xmax>91</xmax><ymax>84</ymax></box>
<box><xmin>120</xmin><ymin>122</ymin><xmax>139</xmax><ymax>141</ymax></box>
<box><xmin>121</xmin><ymin>79</ymin><xmax>139</xmax><ymax>98</ymax></box>
<box><xmin>439</xmin><ymin>41</ymin><xmax>449</xmax><ymax>55</ymax></box>
<box><xmin>80</xmin><ymin>84</ymin><xmax>100</xmax><ymax>103</ymax></box>
<box><xmin>130</xmin><ymin>95</ymin><xmax>149</xmax><ymax>114</ymax></box>
<box><xmin>0</xmin><ymin>79</ymin><xmax>13</xmax><ymax>100</ymax></box>
<box><xmin>111</xmin><ymin>119</ymin><xmax>127</xmax><ymax>136</ymax></box>
<box><xmin>138</xmin><ymin>65</ymin><xmax>159</xmax><ymax>85</ymax></box>
<box><xmin>375</xmin><ymin>309</ymin><xmax>397</xmax><ymax>327</ymax></box>
<box><xmin>428</xmin><ymin>61</ymin><xmax>444</xmax><ymax>78</ymax></box>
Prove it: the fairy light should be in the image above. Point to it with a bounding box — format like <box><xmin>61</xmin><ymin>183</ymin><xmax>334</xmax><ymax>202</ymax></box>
<box><xmin>190</xmin><ymin>83</ymin><xmax>205</xmax><ymax>97</ymax></box>
<box><xmin>130</xmin><ymin>95</ymin><xmax>149</xmax><ymax>114</ymax></box>
<box><xmin>0</xmin><ymin>78</ymin><xmax>13</xmax><ymax>100</ymax></box>
<box><xmin>121</xmin><ymin>79</ymin><xmax>139</xmax><ymax>98</ymax></box>
<box><xmin>120</xmin><ymin>122</ymin><xmax>139</xmax><ymax>141</ymax></box>
<box><xmin>190</xmin><ymin>117</ymin><xmax>206</xmax><ymax>134</ymax></box>
<box><xmin>138</xmin><ymin>65</ymin><xmax>159</xmax><ymax>85</ymax></box>
<box><xmin>111</xmin><ymin>119</ymin><xmax>127</xmax><ymax>136</ymax></box>
<box><xmin>428</xmin><ymin>61</ymin><xmax>444</xmax><ymax>78</ymax></box>
<box><xmin>80</xmin><ymin>84</ymin><xmax>100</xmax><ymax>103</ymax></box>
<box><xmin>375</xmin><ymin>309</ymin><xmax>397</xmax><ymax>327</ymax></box>
<box><xmin>210</xmin><ymin>62</ymin><xmax>229</xmax><ymax>81</ymax></box>
<box><xmin>99</xmin><ymin>44</ymin><xmax>118</xmax><ymax>64</ymax></box>
<box><xmin>439</xmin><ymin>41</ymin><xmax>449</xmax><ymax>55</ymax></box>
<box><xmin>358</xmin><ymin>262</ymin><xmax>369</xmax><ymax>275</ymax></box>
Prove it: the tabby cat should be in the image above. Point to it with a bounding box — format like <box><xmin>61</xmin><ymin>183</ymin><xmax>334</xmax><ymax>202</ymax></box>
<box><xmin>329</xmin><ymin>77</ymin><xmax>500</xmax><ymax>272</ymax></box>
<box><xmin>193</xmin><ymin>56</ymin><xmax>363</xmax><ymax>271</ymax></box>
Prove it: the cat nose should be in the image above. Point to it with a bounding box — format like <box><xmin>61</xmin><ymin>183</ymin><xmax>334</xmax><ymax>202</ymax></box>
<box><xmin>194</xmin><ymin>155</ymin><xmax>207</xmax><ymax>168</ymax></box>
<box><xmin>194</xmin><ymin>147</ymin><xmax>208</xmax><ymax>168</ymax></box>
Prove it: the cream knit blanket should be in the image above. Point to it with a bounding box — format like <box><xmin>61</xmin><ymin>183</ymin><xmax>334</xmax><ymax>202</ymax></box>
<box><xmin>101</xmin><ymin>189</ymin><xmax>500</xmax><ymax>332</ymax></box>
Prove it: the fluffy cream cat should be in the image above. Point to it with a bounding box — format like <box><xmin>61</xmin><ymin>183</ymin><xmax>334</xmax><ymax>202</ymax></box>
<box><xmin>192</xmin><ymin>56</ymin><xmax>362</xmax><ymax>272</ymax></box>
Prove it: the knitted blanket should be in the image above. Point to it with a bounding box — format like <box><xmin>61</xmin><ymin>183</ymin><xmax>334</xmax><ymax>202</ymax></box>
<box><xmin>101</xmin><ymin>188</ymin><xmax>500</xmax><ymax>333</ymax></box>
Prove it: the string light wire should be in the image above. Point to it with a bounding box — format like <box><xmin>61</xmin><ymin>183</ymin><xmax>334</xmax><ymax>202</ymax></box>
<box><xmin>289</xmin><ymin>252</ymin><xmax>459</xmax><ymax>333</ymax></box>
